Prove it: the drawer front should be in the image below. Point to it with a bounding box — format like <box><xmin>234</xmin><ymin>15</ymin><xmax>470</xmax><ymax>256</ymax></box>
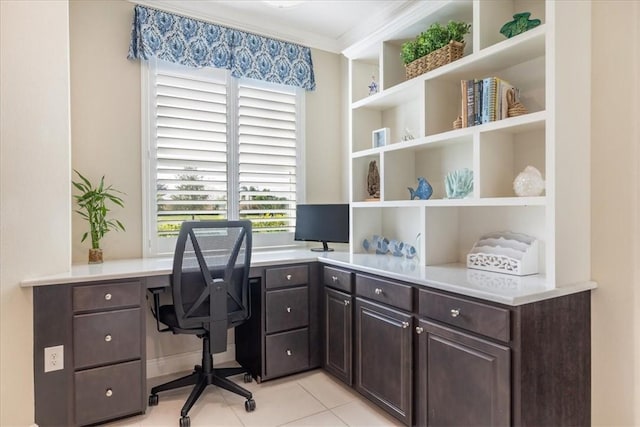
<box><xmin>73</xmin><ymin>281</ymin><xmax>141</xmax><ymax>312</ymax></box>
<box><xmin>355</xmin><ymin>274</ymin><xmax>413</xmax><ymax>312</ymax></box>
<box><xmin>75</xmin><ymin>360</ymin><xmax>143</xmax><ymax>426</ymax></box>
<box><xmin>74</xmin><ymin>308</ymin><xmax>142</xmax><ymax>369</ymax></box>
<box><xmin>419</xmin><ymin>290</ymin><xmax>510</xmax><ymax>342</ymax></box>
<box><xmin>265</xmin><ymin>328</ymin><xmax>309</xmax><ymax>378</ymax></box>
<box><xmin>323</xmin><ymin>266</ymin><xmax>353</xmax><ymax>293</ymax></box>
<box><xmin>265</xmin><ymin>287</ymin><xmax>309</xmax><ymax>333</ymax></box>
<box><xmin>266</xmin><ymin>265</ymin><xmax>308</xmax><ymax>289</ymax></box>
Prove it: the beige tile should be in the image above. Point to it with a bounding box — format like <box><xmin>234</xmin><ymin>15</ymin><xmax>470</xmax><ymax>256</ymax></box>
<box><xmin>331</xmin><ymin>400</ymin><xmax>403</xmax><ymax>427</ymax></box>
<box><xmin>281</xmin><ymin>410</ymin><xmax>348</xmax><ymax>427</ymax></box>
<box><xmin>296</xmin><ymin>371</ymin><xmax>359</xmax><ymax>409</ymax></box>
<box><xmin>226</xmin><ymin>382</ymin><xmax>326</xmax><ymax>427</ymax></box>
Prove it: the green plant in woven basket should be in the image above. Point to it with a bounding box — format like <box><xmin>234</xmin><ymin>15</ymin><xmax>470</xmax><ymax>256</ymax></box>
<box><xmin>401</xmin><ymin>20</ymin><xmax>471</xmax><ymax>65</ymax></box>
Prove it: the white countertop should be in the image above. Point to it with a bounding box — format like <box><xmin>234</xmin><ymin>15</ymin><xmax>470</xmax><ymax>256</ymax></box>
<box><xmin>21</xmin><ymin>250</ymin><xmax>596</xmax><ymax>306</ymax></box>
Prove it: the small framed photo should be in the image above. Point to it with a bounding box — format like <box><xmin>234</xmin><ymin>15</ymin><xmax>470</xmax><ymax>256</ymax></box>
<box><xmin>372</xmin><ymin>128</ymin><xmax>390</xmax><ymax>148</ymax></box>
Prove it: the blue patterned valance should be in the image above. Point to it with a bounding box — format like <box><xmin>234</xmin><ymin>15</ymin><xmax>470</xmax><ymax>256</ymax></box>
<box><xmin>128</xmin><ymin>5</ymin><xmax>316</xmax><ymax>91</ymax></box>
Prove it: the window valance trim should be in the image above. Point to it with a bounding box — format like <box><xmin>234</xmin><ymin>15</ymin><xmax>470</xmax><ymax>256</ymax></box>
<box><xmin>128</xmin><ymin>5</ymin><xmax>316</xmax><ymax>91</ymax></box>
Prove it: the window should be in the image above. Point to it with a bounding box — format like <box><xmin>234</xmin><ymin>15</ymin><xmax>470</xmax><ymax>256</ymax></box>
<box><xmin>142</xmin><ymin>59</ymin><xmax>304</xmax><ymax>256</ymax></box>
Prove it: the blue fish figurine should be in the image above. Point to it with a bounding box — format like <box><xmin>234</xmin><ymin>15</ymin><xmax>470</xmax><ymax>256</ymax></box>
<box><xmin>408</xmin><ymin>177</ymin><xmax>433</xmax><ymax>200</ymax></box>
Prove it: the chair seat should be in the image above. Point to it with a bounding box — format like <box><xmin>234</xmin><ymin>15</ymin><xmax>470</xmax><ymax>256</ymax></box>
<box><xmin>159</xmin><ymin>305</ymin><xmax>206</xmax><ymax>335</ymax></box>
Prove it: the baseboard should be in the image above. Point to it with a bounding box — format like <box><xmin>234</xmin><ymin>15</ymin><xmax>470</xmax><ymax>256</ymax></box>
<box><xmin>146</xmin><ymin>344</ymin><xmax>236</xmax><ymax>378</ymax></box>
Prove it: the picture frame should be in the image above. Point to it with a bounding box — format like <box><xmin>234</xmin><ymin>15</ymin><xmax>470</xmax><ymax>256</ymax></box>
<box><xmin>372</xmin><ymin>127</ymin><xmax>389</xmax><ymax>148</ymax></box>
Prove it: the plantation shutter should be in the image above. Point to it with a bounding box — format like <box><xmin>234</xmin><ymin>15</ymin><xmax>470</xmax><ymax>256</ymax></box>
<box><xmin>237</xmin><ymin>82</ymin><xmax>298</xmax><ymax>233</ymax></box>
<box><xmin>154</xmin><ymin>65</ymin><xmax>228</xmax><ymax>237</ymax></box>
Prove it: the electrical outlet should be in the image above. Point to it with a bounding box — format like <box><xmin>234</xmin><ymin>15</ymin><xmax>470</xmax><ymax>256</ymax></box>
<box><xmin>44</xmin><ymin>345</ymin><xmax>64</xmax><ymax>372</ymax></box>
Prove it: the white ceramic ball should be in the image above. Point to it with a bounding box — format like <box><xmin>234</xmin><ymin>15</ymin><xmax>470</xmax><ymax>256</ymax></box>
<box><xmin>513</xmin><ymin>166</ymin><xmax>545</xmax><ymax>197</ymax></box>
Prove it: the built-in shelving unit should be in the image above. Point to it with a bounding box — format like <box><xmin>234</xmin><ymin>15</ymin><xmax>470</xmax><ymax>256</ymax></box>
<box><xmin>344</xmin><ymin>0</ymin><xmax>592</xmax><ymax>288</ymax></box>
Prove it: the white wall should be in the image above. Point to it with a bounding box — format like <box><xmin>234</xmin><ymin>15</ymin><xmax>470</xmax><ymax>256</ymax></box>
<box><xmin>0</xmin><ymin>1</ymin><xmax>72</xmax><ymax>425</ymax></box>
<box><xmin>590</xmin><ymin>2</ymin><xmax>640</xmax><ymax>425</ymax></box>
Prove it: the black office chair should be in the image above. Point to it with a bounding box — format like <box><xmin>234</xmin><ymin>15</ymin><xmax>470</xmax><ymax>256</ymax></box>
<box><xmin>148</xmin><ymin>220</ymin><xmax>256</xmax><ymax>427</ymax></box>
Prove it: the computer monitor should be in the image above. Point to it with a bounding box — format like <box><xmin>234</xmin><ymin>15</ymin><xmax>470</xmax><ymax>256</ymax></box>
<box><xmin>294</xmin><ymin>204</ymin><xmax>349</xmax><ymax>252</ymax></box>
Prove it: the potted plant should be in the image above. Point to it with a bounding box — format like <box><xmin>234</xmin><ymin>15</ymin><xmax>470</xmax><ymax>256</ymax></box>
<box><xmin>401</xmin><ymin>20</ymin><xmax>471</xmax><ymax>79</ymax></box>
<box><xmin>72</xmin><ymin>170</ymin><xmax>126</xmax><ymax>263</ymax></box>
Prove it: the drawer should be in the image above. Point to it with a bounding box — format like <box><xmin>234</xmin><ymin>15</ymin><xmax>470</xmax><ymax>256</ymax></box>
<box><xmin>265</xmin><ymin>286</ymin><xmax>309</xmax><ymax>333</ymax></box>
<box><xmin>355</xmin><ymin>274</ymin><xmax>413</xmax><ymax>312</ymax></box>
<box><xmin>265</xmin><ymin>328</ymin><xmax>309</xmax><ymax>378</ymax></box>
<box><xmin>419</xmin><ymin>289</ymin><xmax>510</xmax><ymax>342</ymax></box>
<box><xmin>323</xmin><ymin>266</ymin><xmax>353</xmax><ymax>293</ymax></box>
<box><xmin>266</xmin><ymin>265</ymin><xmax>308</xmax><ymax>289</ymax></box>
<box><xmin>74</xmin><ymin>308</ymin><xmax>142</xmax><ymax>369</ymax></box>
<box><xmin>75</xmin><ymin>360</ymin><xmax>143</xmax><ymax>426</ymax></box>
<box><xmin>73</xmin><ymin>281</ymin><xmax>141</xmax><ymax>312</ymax></box>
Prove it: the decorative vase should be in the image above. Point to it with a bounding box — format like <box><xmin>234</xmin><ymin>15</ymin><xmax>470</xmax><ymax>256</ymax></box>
<box><xmin>89</xmin><ymin>248</ymin><xmax>103</xmax><ymax>264</ymax></box>
<box><xmin>500</xmin><ymin>12</ymin><xmax>541</xmax><ymax>39</ymax></box>
<box><xmin>513</xmin><ymin>166</ymin><xmax>545</xmax><ymax>197</ymax></box>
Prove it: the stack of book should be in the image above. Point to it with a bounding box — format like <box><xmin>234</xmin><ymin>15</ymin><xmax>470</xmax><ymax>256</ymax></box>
<box><xmin>460</xmin><ymin>77</ymin><xmax>521</xmax><ymax>128</ymax></box>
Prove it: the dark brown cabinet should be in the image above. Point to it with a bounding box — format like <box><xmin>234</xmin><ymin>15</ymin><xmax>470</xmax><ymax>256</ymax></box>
<box><xmin>236</xmin><ymin>262</ymin><xmax>321</xmax><ymax>382</ymax></box>
<box><xmin>416</xmin><ymin>319</ymin><xmax>510</xmax><ymax>427</ymax></box>
<box><xmin>34</xmin><ymin>280</ymin><xmax>146</xmax><ymax>427</ymax></box>
<box><xmin>354</xmin><ymin>298</ymin><xmax>413</xmax><ymax>425</ymax></box>
<box><xmin>324</xmin><ymin>287</ymin><xmax>352</xmax><ymax>385</ymax></box>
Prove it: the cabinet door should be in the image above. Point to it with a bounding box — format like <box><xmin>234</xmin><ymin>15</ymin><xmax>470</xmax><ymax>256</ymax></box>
<box><xmin>354</xmin><ymin>298</ymin><xmax>412</xmax><ymax>425</ymax></box>
<box><xmin>417</xmin><ymin>319</ymin><xmax>510</xmax><ymax>427</ymax></box>
<box><xmin>324</xmin><ymin>288</ymin><xmax>352</xmax><ymax>385</ymax></box>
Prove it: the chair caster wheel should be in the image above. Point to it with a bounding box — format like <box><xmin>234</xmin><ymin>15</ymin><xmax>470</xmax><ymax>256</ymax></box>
<box><xmin>179</xmin><ymin>415</ymin><xmax>190</xmax><ymax>427</ymax></box>
<box><xmin>149</xmin><ymin>394</ymin><xmax>159</xmax><ymax>406</ymax></box>
<box><xmin>245</xmin><ymin>398</ymin><xmax>256</xmax><ymax>412</ymax></box>
<box><xmin>243</xmin><ymin>373</ymin><xmax>253</xmax><ymax>383</ymax></box>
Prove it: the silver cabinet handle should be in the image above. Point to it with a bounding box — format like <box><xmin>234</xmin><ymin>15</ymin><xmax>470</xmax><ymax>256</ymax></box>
<box><xmin>374</xmin><ymin>288</ymin><xmax>383</xmax><ymax>295</ymax></box>
<box><xmin>401</xmin><ymin>321</ymin><xmax>410</xmax><ymax>329</ymax></box>
<box><xmin>332</xmin><ymin>275</ymin><xmax>338</xmax><ymax>282</ymax></box>
<box><xmin>344</xmin><ymin>300</ymin><xmax>350</xmax><ymax>306</ymax></box>
<box><xmin>286</xmin><ymin>349</ymin><xmax>292</xmax><ymax>356</ymax></box>
<box><xmin>286</xmin><ymin>307</ymin><xmax>292</xmax><ymax>313</ymax></box>
<box><xmin>286</xmin><ymin>274</ymin><xmax>292</xmax><ymax>280</ymax></box>
<box><xmin>104</xmin><ymin>334</ymin><xmax>112</xmax><ymax>342</ymax></box>
<box><xmin>450</xmin><ymin>308</ymin><xmax>460</xmax><ymax>318</ymax></box>
<box><xmin>105</xmin><ymin>388</ymin><xmax>113</xmax><ymax>397</ymax></box>
<box><xmin>104</xmin><ymin>293</ymin><xmax>112</xmax><ymax>301</ymax></box>
<box><xmin>415</xmin><ymin>326</ymin><xmax>424</xmax><ymax>334</ymax></box>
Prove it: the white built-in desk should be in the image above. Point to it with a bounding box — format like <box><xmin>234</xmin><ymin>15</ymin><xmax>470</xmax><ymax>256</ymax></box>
<box><xmin>22</xmin><ymin>249</ymin><xmax>595</xmax><ymax>306</ymax></box>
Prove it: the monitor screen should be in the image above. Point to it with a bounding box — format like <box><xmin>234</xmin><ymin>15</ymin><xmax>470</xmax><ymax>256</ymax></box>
<box><xmin>294</xmin><ymin>204</ymin><xmax>349</xmax><ymax>252</ymax></box>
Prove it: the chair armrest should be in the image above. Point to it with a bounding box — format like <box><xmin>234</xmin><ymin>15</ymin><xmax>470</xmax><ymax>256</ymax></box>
<box><xmin>146</xmin><ymin>287</ymin><xmax>171</xmax><ymax>332</ymax></box>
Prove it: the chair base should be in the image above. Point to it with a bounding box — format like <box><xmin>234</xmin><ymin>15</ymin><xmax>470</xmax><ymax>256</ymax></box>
<box><xmin>149</xmin><ymin>337</ymin><xmax>256</xmax><ymax>425</ymax></box>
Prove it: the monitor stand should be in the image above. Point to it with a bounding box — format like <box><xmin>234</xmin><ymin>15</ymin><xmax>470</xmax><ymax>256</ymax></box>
<box><xmin>311</xmin><ymin>241</ymin><xmax>334</xmax><ymax>252</ymax></box>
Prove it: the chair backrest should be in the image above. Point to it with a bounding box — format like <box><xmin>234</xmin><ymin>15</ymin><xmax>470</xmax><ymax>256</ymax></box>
<box><xmin>171</xmin><ymin>221</ymin><xmax>252</xmax><ymax>343</ymax></box>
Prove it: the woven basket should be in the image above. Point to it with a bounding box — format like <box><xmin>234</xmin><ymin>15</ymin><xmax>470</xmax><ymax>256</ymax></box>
<box><xmin>405</xmin><ymin>41</ymin><xmax>465</xmax><ymax>80</ymax></box>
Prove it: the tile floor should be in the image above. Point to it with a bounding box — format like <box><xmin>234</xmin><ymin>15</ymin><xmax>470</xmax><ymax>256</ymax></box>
<box><xmin>105</xmin><ymin>368</ymin><xmax>402</xmax><ymax>427</ymax></box>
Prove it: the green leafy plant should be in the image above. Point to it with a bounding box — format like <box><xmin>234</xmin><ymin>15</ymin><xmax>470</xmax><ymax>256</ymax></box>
<box><xmin>401</xmin><ymin>20</ymin><xmax>471</xmax><ymax>65</ymax></box>
<box><xmin>72</xmin><ymin>170</ymin><xmax>125</xmax><ymax>249</ymax></box>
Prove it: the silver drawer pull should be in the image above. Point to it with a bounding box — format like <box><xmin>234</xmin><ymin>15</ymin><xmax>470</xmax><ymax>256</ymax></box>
<box><xmin>286</xmin><ymin>349</ymin><xmax>292</xmax><ymax>356</ymax></box>
<box><xmin>286</xmin><ymin>274</ymin><xmax>292</xmax><ymax>280</ymax></box>
<box><xmin>105</xmin><ymin>388</ymin><xmax>113</xmax><ymax>397</ymax></box>
<box><xmin>104</xmin><ymin>334</ymin><xmax>112</xmax><ymax>342</ymax></box>
<box><xmin>415</xmin><ymin>326</ymin><xmax>424</xmax><ymax>334</ymax></box>
<box><xmin>344</xmin><ymin>300</ymin><xmax>350</xmax><ymax>306</ymax></box>
<box><xmin>286</xmin><ymin>307</ymin><xmax>292</xmax><ymax>313</ymax></box>
<box><xmin>104</xmin><ymin>293</ymin><xmax>112</xmax><ymax>301</ymax></box>
<box><xmin>332</xmin><ymin>275</ymin><xmax>338</xmax><ymax>282</ymax></box>
<box><xmin>374</xmin><ymin>288</ymin><xmax>383</xmax><ymax>295</ymax></box>
<box><xmin>450</xmin><ymin>308</ymin><xmax>461</xmax><ymax>318</ymax></box>
<box><xmin>401</xmin><ymin>321</ymin><xmax>410</xmax><ymax>329</ymax></box>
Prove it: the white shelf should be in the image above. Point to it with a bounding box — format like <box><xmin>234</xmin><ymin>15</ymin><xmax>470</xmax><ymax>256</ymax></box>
<box><xmin>351</xmin><ymin>24</ymin><xmax>546</xmax><ymax>111</ymax></box>
<box><xmin>352</xmin><ymin>196</ymin><xmax>545</xmax><ymax>208</ymax></box>
<box><xmin>348</xmin><ymin>0</ymin><xmax>592</xmax><ymax>289</ymax></box>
